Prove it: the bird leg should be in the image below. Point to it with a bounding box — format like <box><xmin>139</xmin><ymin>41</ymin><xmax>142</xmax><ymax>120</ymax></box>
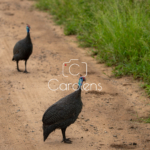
<box><xmin>61</xmin><ymin>128</ymin><xmax>72</xmax><ymax>144</ymax></box>
<box><xmin>16</xmin><ymin>61</ymin><xmax>21</xmax><ymax>72</ymax></box>
<box><xmin>24</xmin><ymin>60</ymin><xmax>28</xmax><ymax>73</ymax></box>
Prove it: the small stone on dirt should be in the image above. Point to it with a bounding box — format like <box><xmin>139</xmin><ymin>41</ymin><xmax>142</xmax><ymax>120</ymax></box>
<box><xmin>85</xmin><ymin>119</ymin><xmax>89</xmax><ymax>122</ymax></box>
<box><xmin>129</xmin><ymin>143</ymin><xmax>132</xmax><ymax>145</ymax></box>
<box><xmin>118</xmin><ymin>128</ymin><xmax>123</xmax><ymax>130</ymax></box>
<box><xmin>109</xmin><ymin>127</ymin><xmax>114</xmax><ymax>129</ymax></box>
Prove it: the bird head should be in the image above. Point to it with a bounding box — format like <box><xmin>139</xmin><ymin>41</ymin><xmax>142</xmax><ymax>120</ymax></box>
<box><xmin>78</xmin><ymin>76</ymin><xmax>86</xmax><ymax>87</ymax></box>
<box><xmin>26</xmin><ymin>24</ymin><xmax>30</xmax><ymax>33</ymax></box>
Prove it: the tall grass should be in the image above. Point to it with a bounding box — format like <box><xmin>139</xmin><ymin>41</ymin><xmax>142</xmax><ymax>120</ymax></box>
<box><xmin>36</xmin><ymin>0</ymin><xmax>150</xmax><ymax>94</ymax></box>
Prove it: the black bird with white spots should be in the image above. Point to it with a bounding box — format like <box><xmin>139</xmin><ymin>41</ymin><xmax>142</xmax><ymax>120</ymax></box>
<box><xmin>42</xmin><ymin>76</ymin><xmax>86</xmax><ymax>144</ymax></box>
<box><xmin>12</xmin><ymin>25</ymin><xmax>33</xmax><ymax>73</ymax></box>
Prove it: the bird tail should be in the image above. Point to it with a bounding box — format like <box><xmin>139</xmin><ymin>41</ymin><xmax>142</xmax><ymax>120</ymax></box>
<box><xmin>12</xmin><ymin>54</ymin><xmax>22</xmax><ymax>61</ymax></box>
<box><xmin>43</xmin><ymin>124</ymin><xmax>56</xmax><ymax>142</ymax></box>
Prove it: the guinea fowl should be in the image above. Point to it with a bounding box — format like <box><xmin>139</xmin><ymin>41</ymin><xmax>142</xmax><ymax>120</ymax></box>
<box><xmin>42</xmin><ymin>76</ymin><xmax>86</xmax><ymax>144</ymax></box>
<box><xmin>12</xmin><ymin>25</ymin><xmax>33</xmax><ymax>73</ymax></box>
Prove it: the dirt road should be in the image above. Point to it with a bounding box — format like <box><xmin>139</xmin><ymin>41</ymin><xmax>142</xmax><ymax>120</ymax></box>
<box><xmin>0</xmin><ymin>0</ymin><xmax>150</xmax><ymax>149</ymax></box>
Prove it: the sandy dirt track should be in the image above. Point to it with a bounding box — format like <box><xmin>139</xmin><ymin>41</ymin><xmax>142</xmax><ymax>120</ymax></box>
<box><xmin>0</xmin><ymin>0</ymin><xmax>150</xmax><ymax>149</ymax></box>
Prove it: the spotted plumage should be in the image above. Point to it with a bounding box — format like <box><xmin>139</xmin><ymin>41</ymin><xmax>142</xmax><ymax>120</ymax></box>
<box><xmin>12</xmin><ymin>25</ymin><xmax>33</xmax><ymax>73</ymax></box>
<box><xmin>42</xmin><ymin>76</ymin><xmax>86</xmax><ymax>144</ymax></box>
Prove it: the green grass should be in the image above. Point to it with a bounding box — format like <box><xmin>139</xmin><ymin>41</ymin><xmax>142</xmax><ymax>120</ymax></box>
<box><xmin>145</xmin><ymin>118</ymin><xmax>150</xmax><ymax>123</ymax></box>
<box><xmin>138</xmin><ymin>117</ymin><xmax>150</xmax><ymax>123</ymax></box>
<box><xmin>36</xmin><ymin>0</ymin><xmax>150</xmax><ymax>96</ymax></box>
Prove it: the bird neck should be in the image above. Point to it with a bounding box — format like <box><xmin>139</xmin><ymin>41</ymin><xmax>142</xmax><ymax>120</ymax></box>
<box><xmin>77</xmin><ymin>85</ymin><xmax>82</xmax><ymax>91</ymax></box>
<box><xmin>78</xmin><ymin>78</ymin><xmax>83</xmax><ymax>88</ymax></box>
<box><xmin>26</xmin><ymin>32</ymin><xmax>31</xmax><ymax>43</ymax></box>
<box><xmin>75</xmin><ymin>86</ymin><xmax>81</xmax><ymax>97</ymax></box>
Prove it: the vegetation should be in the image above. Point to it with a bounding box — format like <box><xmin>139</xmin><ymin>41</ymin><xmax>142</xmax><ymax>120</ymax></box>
<box><xmin>36</xmin><ymin>0</ymin><xmax>150</xmax><ymax>96</ymax></box>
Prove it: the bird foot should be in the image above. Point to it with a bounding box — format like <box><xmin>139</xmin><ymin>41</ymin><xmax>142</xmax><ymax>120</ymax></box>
<box><xmin>62</xmin><ymin>138</ymin><xmax>72</xmax><ymax>144</ymax></box>
<box><xmin>23</xmin><ymin>70</ymin><xmax>29</xmax><ymax>73</ymax></box>
<box><xmin>17</xmin><ymin>69</ymin><xmax>21</xmax><ymax>72</ymax></box>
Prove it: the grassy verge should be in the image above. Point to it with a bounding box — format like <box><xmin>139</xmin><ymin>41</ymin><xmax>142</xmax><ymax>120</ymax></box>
<box><xmin>36</xmin><ymin>0</ymin><xmax>150</xmax><ymax>96</ymax></box>
<box><xmin>144</xmin><ymin>118</ymin><xmax>150</xmax><ymax>123</ymax></box>
<box><xmin>137</xmin><ymin>117</ymin><xmax>150</xmax><ymax>123</ymax></box>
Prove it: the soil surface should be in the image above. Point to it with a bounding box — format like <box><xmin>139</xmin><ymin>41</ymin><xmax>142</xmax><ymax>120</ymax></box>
<box><xmin>0</xmin><ymin>0</ymin><xmax>150</xmax><ymax>150</ymax></box>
